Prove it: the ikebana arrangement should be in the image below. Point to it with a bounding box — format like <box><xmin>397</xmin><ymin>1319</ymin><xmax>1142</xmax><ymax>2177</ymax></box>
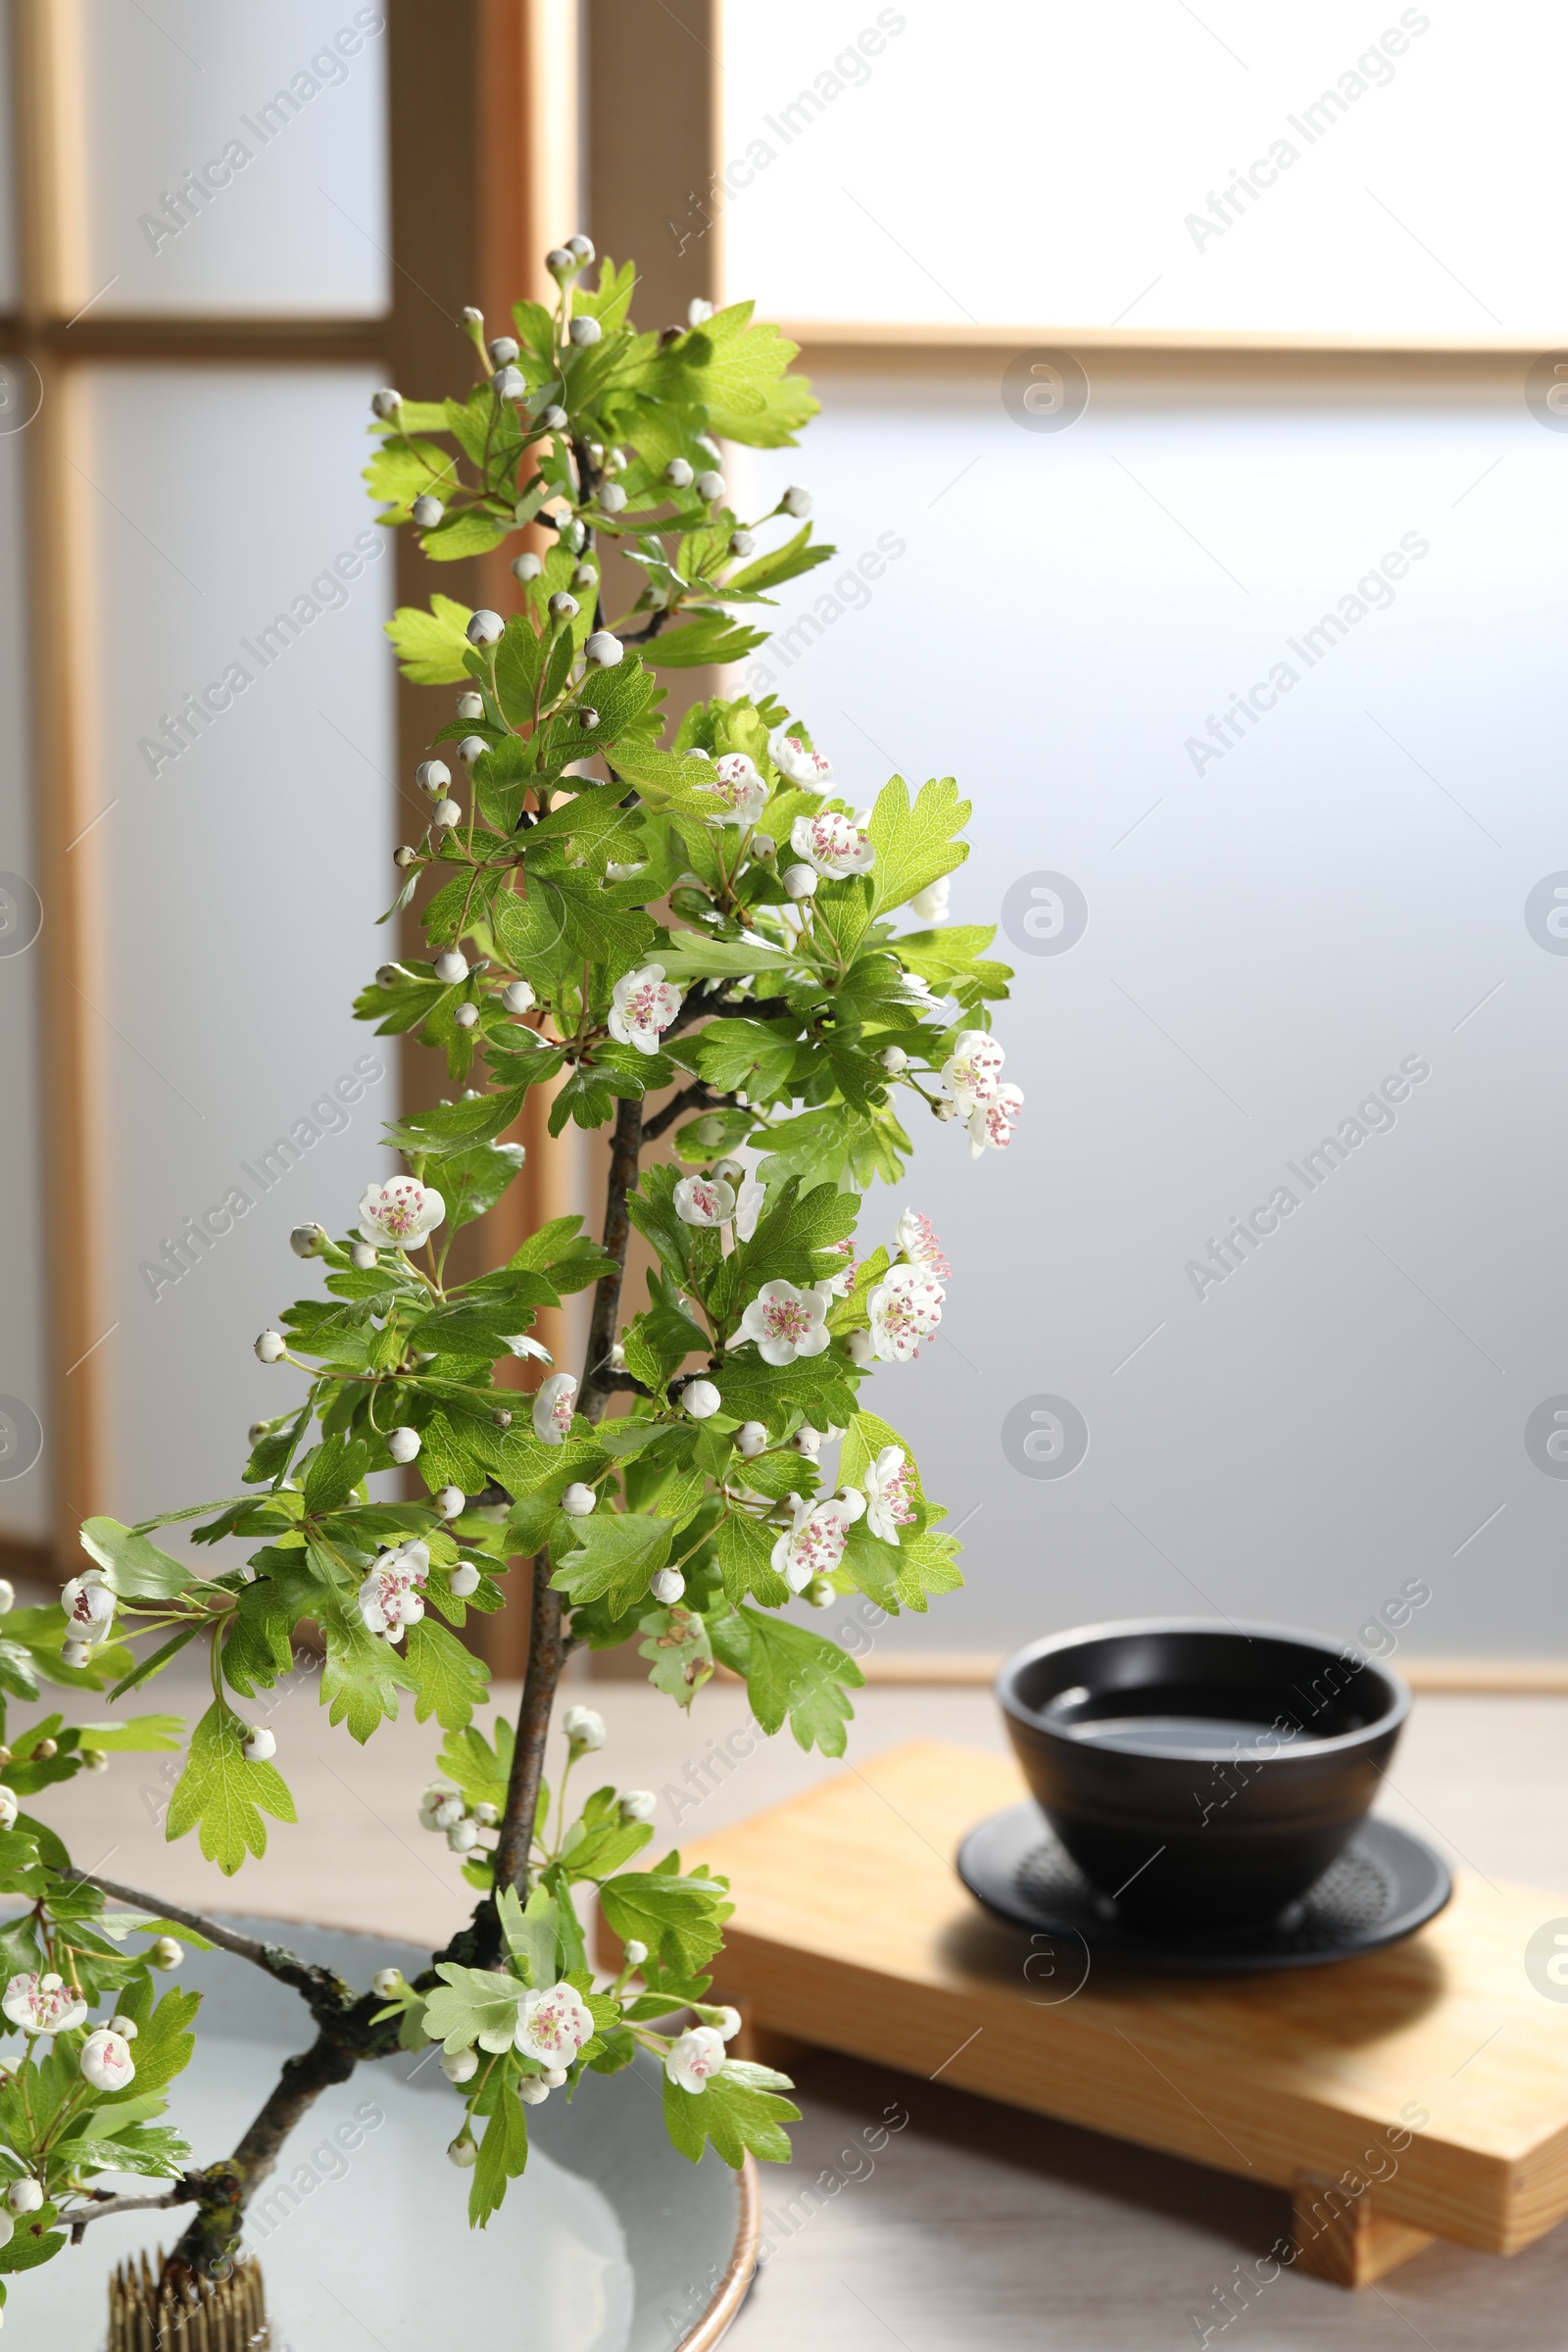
<box><xmin>0</xmin><ymin>239</ymin><xmax>1019</xmax><ymax>2318</ymax></box>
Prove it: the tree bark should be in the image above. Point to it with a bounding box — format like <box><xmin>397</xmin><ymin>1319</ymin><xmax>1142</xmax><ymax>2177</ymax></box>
<box><xmin>168</xmin><ymin>2029</ymin><xmax>360</xmax><ymax>2276</ymax></box>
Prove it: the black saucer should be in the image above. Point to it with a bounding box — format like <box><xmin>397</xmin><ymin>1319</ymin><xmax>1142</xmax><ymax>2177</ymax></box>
<box><xmin>956</xmin><ymin>1803</ymin><xmax>1451</xmax><ymax>1975</ymax></box>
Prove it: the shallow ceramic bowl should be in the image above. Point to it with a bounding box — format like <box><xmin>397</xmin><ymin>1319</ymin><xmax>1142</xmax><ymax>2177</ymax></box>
<box><xmin>29</xmin><ymin>1916</ymin><xmax>756</xmax><ymax>2352</ymax></box>
<box><xmin>998</xmin><ymin>1618</ymin><xmax>1409</xmax><ymax>1934</ymax></box>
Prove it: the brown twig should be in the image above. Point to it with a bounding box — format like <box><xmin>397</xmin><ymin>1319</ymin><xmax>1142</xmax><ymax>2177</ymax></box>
<box><xmin>83</xmin><ymin>1877</ymin><xmax>354</xmax><ymax>2017</ymax></box>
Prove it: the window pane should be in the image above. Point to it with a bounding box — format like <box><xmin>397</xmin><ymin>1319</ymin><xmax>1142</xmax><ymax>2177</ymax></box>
<box><xmin>0</xmin><ymin>428</ymin><xmax>47</xmax><ymax>1542</ymax></box>
<box><xmin>77</xmin><ymin>1</ymin><xmax>388</xmax><ymax>316</ymax></box>
<box><xmin>0</xmin><ymin>0</ymin><xmax>18</xmax><ymax>311</ymax></box>
<box><xmin>729</xmin><ymin>369</ymin><xmax>1565</xmax><ymax>1653</ymax></box>
<box><xmin>720</xmin><ymin>0</ymin><xmax>1568</xmax><ymax>338</ymax></box>
<box><xmin>82</xmin><ymin>366</ymin><xmax>394</xmax><ymax>1527</ymax></box>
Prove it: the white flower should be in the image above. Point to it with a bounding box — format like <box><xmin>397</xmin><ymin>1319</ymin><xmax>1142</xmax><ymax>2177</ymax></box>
<box><xmin>789</xmin><ymin>810</ymin><xmax>874</xmax><ymax>880</ymax></box>
<box><xmin>152</xmin><ymin>1936</ymin><xmax>183</xmax><ymax>1970</ymax></box>
<box><xmin>968</xmin><ymin>1083</ymin><xmax>1023</xmax><ymax>1158</ymax></box>
<box><xmin>433</xmin><ymin>1796</ymin><xmax>466</xmax><ymax>1831</ymax></box>
<box><xmin>585</xmin><ymin>630</ymin><xmax>624</xmax><ymax>666</ymax></box>
<box><xmin>433</xmin><ymin>949</ymin><xmax>468</xmax><ymax>983</ymax></box>
<box><xmin>649</xmin><ymin>1567</ymin><xmax>686</xmax><ymax>1604</ymax></box>
<box><xmin>704</xmin><ymin>754</ymin><xmax>768</xmax><ymax>827</ymax></box>
<box><xmin>847</xmin><ymin>1330</ymin><xmax>875</xmax><ymax>1367</ymax></box>
<box><xmin>782</xmin><ymin>485</ymin><xmax>811</xmax><ymax>516</ymax></box>
<box><xmin>865</xmin><ymin>1264</ymin><xmax>945</xmax><ymax>1362</ymax></box>
<box><xmin>447</xmin><ymin>1818</ymin><xmax>479</xmax><ymax>1851</ymax></box>
<box><xmin>372</xmin><ymin>1968</ymin><xmax>405</xmax><ymax>1998</ymax></box>
<box><xmin>357</xmin><ymin>1541</ymin><xmax>430</xmax><ymax>1642</ymax></box>
<box><xmin>515</xmin><ymin>1982</ymin><xmax>595</xmax><ymax>2068</ymax></box>
<box><xmin>359</xmin><ymin>1178</ymin><xmax>446</xmax><ymax>1249</ymax></box>
<box><xmin>772</xmin><ymin>733</ymin><xmax>833</xmax><ymax>787</ymax></box>
<box><xmin>623</xmin><ymin>1938</ymin><xmax>649</xmax><ymax>1968</ymax></box>
<box><xmin>457</xmin><ymin>733</ymin><xmax>489</xmax><ymax>764</ymax></box>
<box><xmin>863</xmin><ymin>1446</ymin><xmax>917</xmax><ymax>1544</ymax></box>
<box><xmin>783</xmin><ymin>862</ymin><xmax>817</xmax><ymax>901</ymax></box>
<box><xmin>254</xmin><ymin>1330</ymin><xmax>286</xmax><ymax>1362</ymax></box>
<box><xmin>386</xmin><ymin>1426</ymin><xmax>421</xmax><ymax>1465</ymax></box>
<box><xmin>350</xmin><ymin>1242</ymin><xmax>377</xmax><ymax>1270</ymax></box>
<box><xmin>695</xmin><ymin>469</ymin><xmax>725</xmax><ymax>503</ymax></box>
<box><xmin>734</xmin><ymin>1179</ymin><xmax>764</xmax><ymax>1242</ymax></box>
<box><xmin>712</xmin><ymin>2004</ymin><xmax>743</xmax><ymax>2039</ymax></box>
<box><xmin>434</xmin><ymin>802</ymin><xmax>465</xmax><ymax>834</ymax></box>
<box><xmin>879</xmin><ymin>1045</ymin><xmax>907</xmax><ymax>1074</ymax></box>
<box><xmin>7</xmin><ymin>2180</ymin><xmax>41</xmax><ymax>2215</ymax></box>
<box><xmin>736</xmin><ymin>1421</ymin><xmax>768</xmax><ymax>1458</ymax></box>
<box><xmin>597</xmin><ymin>483</ymin><xmax>628</xmax><ymax>514</ymax></box>
<box><xmin>688</xmin><ymin>297</ymin><xmax>714</xmax><ymax>326</ymax></box>
<box><xmin>419</xmin><ymin>1784</ymin><xmax>459</xmax><ymax>1831</ymax></box>
<box><xmin>563</xmin><ymin>1704</ymin><xmax>605</xmax><ymax>1751</ymax></box>
<box><xmin>739</xmin><ymin>1280</ymin><xmax>830</xmax><ymax>1367</ymax></box>
<box><xmin>608</xmin><ymin>963</ymin><xmax>682</xmax><ymax>1055</ymax></box>
<box><xmin>449</xmin><ymin>1564</ymin><xmax>480</xmax><ymax>1597</ymax></box>
<box><xmin>791</xmin><ymin>1425</ymin><xmax>824</xmax><ymax>1457</ymax></box>
<box><xmin>942</xmin><ymin>1030</ymin><xmax>1006</xmax><ymax>1115</ymax></box>
<box><xmin>815</xmin><ymin>1240</ymin><xmax>857</xmax><ymax>1299</ymax></box>
<box><xmin>533</xmin><ymin>1372</ymin><xmax>577</xmax><ymax>1445</ymax></box>
<box><xmin>109</xmin><ymin>2015</ymin><xmax>138</xmax><ymax>2039</ymax></box>
<box><xmin>665</xmin><ymin>2026</ymin><xmax>727</xmax><ymax>2092</ymax></box>
<box><xmin>895</xmin><ymin>1208</ymin><xmax>951</xmax><ymax>1278</ymax></box>
<box><xmin>771</xmin><ymin>1494</ymin><xmax>857</xmax><ymax>1593</ymax></box>
<box><xmin>3</xmin><ymin>1972</ymin><xmax>87</xmax><ymax>2035</ymax></box>
<box><xmin>441</xmin><ymin>2047</ymin><xmax>478</xmax><ymax>2084</ymax></box>
<box><xmin>674</xmin><ymin>1174</ymin><xmax>736</xmax><ymax>1227</ymax></box>
<box><xmin>502</xmin><ymin>979</ymin><xmax>536</xmax><ymax>1015</ymax></box>
<box><xmin>620</xmin><ymin>1789</ymin><xmax>657</xmax><ymax>1823</ymax></box>
<box><xmin>561</xmin><ymin>1483</ymin><xmax>597</xmax><ymax>1517</ymax></box>
<box><xmin>0</xmin><ymin>1790</ymin><xmax>16</xmax><ymax>1833</ymax></box>
<box><xmin>434</xmin><ymin>1486</ymin><xmax>465</xmax><ymax>1520</ymax></box>
<box><xmin>910</xmin><ymin>874</ymin><xmax>951</xmax><ymax>923</ymax></box>
<box><xmin>61</xmin><ymin>1570</ymin><xmax>115</xmax><ymax>1639</ymax></box>
<box><xmin>682</xmin><ymin>1380</ymin><xmax>721</xmax><ymax>1420</ymax></box>
<box><xmin>664</xmin><ymin>457</ymin><xmax>693</xmax><ymax>487</ymax></box>
<box><xmin>242</xmin><ymin>1728</ymin><xmax>276</xmax><ymax>1763</ymax></box>
<box><xmin>80</xmin><ymin>2029</ymin><xmax>135</xmax><ymax>2092</ymax></box>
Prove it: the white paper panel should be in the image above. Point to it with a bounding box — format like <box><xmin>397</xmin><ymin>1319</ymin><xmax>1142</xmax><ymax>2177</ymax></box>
<box><xmin>720</xmin><ymin>0</ymin><xmax>1568</xmax><ymax>338</ymax></box>
<box><xmin>77</xmin><ymin>1</ymin><xmax>388</xmax><ymax>316</ymax></box>
<box><xmin>83</xmin><ymin>367</ymin><xmax>395</xmax><ymax>1531</ymax></box>
<box><xmin>729</xmin><ymin>368</ymin><xmax>1568</xmax><ymax>1657</ymax></box>
<box><xmin>0</xmin><ymin>424</ymin><xmax>48</xmax><ymax>1541</ymax></box>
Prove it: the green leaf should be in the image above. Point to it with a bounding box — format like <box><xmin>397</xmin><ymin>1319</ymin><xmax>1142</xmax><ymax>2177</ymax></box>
<box><xmin>870</xmin><ymin>774</ymin><xmax>972</xmax><ymax>914</ymax></box>
<box><xmin>685</xmin><ymin>303</ymin><xmax>818</xmax><ymax>448</ymax></box>
<box><xmin>693</xmin><ymin>1016</ymin><xmax>799</xmax><ymax>1099</ymax></box>
<box><xmin>712</xmin><ymin>1512</ymin><xmax>791</xmax><ymax>1609</ymax></box>
<box><xmin>385</xmin><ymin>593</ymin><xmax>472</xmax><ymax>685</ymax></box>
<box><xmin>647</xmin><ymin>612</ymin><xmax>769</xmax><ymax>668</ymax></box>
<box><xmin>66</xmin><ymin>2124</ymin><xmax>191</xmax><ymax>2179</ymax></box>
<box><xmin>105</xmin><ymin>1983</ymin><xmax>202</xmax><ymax>2100</ymax></box>
<box><xmin>598</xmin><ymin>1865</ymin><xmax>733</xmax><ymax>1980</ymax></box>
<box><xmin>0</xmin><ymin>1642</ymin><xmax>37</xmax><ymax>1703</ymax></box>
<box><xmin>74</xmin><ymin>1715</ymin><xmax>183</xmax><ymax>1753</ymax></box>
<box><xmin>709</xmin><ymin>1349</ymin><xmax>858</xmax><ymax>1440</ymax></box>
<box><xmin>470</xmin><ymin>2076</ymin><xmax>529</xmax><ymax>2228</ymax></box>
<box><xmin>318</xmin><ymin>1598</ymin><xmax>417</xmax><ymax>1742</ymax></box>
<box><xmin>165</xmin><ymin>1703</ymin><xmax>297</xmax><ymax>1877</ymax></box>
<box><xmin>424</xmin><ymin>1963</ymin><xmax>527</xmax><ymax>2054</ymax></box>
<box><xmin>384</xmin><ymin>1089</ymin><xmax>526</xmax><ymax>1155</ymax></box>
<box><xmin>439</xmin><ymin>1715</ymin><xmax>514</xmax><ymax>1813</ymax></box>
<box><xmin>637</xmin><ymin>1604</ymin><xmax>714</xmax><ymax>1706</ymax></box>
<box><xmin>423</xmin><ymin>1142</ymin><xmax>526</xmax><ymax>1230</ymax></box>
<box><xmin>662</xmin><ymin>2058</ymin><xmax>799</xmax><ymax>2168</ymax></box>
<box><xmin>496</xmin><ymin>1883</ymin><xmax>558</xmax><ymax>1987</ymax></box>
<box><xmin>0</xmin><ymin>2204</ymin><xmax>65</xmax><ymax>2275</ymax></box>
<box><xmin>550</xmin><ymin>1514</ymin><xmax>673</xmax><ymax>1616</ymax></box>
<box><xmin>723</xmin><ymin>522</ymin><xmax>833</xmax><ymax>597</ymax></box>
<box><xmin>406</xmin><ymin>1617</ymin><xmax>489</xmax><ymax>1731</ymax></box>
<box><xmin>301</xmin><ymin>1437</ymin><xmax>370</xmax><ymax>1518</ymax></box>
<box><xmin>78</xmin><ymin>1519</ymin><xmax>194</xmax><ymax>1602</ymax></box>
<box><xmin>711</xmin><ymin>1606</ymin><xmax>862</xmax><ymax>1756</ymax></box>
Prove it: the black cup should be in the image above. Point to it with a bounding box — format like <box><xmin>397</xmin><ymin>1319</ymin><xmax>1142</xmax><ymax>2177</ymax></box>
<box><xmin>997</xmin><ymin>1619</ymin><xmax>1409</xmax><ymax>1936</ymax></box>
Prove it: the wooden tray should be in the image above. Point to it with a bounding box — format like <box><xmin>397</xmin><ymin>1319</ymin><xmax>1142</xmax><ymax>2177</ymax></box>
<box><xmin>687</xmin><ymin>1740</ymin><xmax>1568</xmax><ymax>2287</ymax></box>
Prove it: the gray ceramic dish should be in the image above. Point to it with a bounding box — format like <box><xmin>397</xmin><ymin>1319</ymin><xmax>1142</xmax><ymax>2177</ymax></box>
<box><xmin>25</xmin><ymin>1915</ymin><xmax>757</xmax><ymax>2352</ymax></box>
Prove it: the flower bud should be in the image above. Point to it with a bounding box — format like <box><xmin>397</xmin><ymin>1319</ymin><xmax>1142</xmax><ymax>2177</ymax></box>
<box><xmin>454</xmin><ymin>1004</ymin><xmax>478</xmax><ymax>1029</ymax></box>
<box><xmin>682</xmin><ymin>1379</ymin><xmax>721</xmax><ymax>1421</ymax></box>
<box><xmin>518</xmin><ymin>2078</ymin><xmax>550</xmax><ymax>2106</ymax></box>
<box><xmin>411</xmin><ymin>494</ymin><xmax>444</xmax><ymax>528</ymax></box>
<box><xmin>7</xmin><ymin>2180</ymin><xmax>41</xmax><ymax>2216</ymax></box>
<box><xmin>561</xmin><ymin>1483</ymin><xmax>597</xmax><ymax>1516</ymax></box>
<box><xmin>568</xmin><ymin>316</ymin><xmax>602</xmax><ymax>347</ymax></box>
<box><xmin>805</xmin><ymin>1575</ymin><xmax>835</xmax><ymax>1608</ymax></box>
<box><xmin>289</xmin><ymin>1222</ymin><xmax>326</xmax><ymax>1259</ymax></box>
<box><xmin>542</xmin><ymin>405</ymin><xmax>568</xmax><ymax>430</ymax></box>
<box><xmin>650</xmin><ymin>1567</ymin><xmax>686</xmax><ymax>1605</ymax></box>
<box><xmin>434</xmin><ymin>950</ymin><xmax>468</xmax><ymax>984</ymax></box>
<box><xmin>62</xmin><ymin>1638</ymin><xmax>90</xmax><ymax>1670</ymax></box>
<box><xmin>622</xmin><ymin>1939</ymin><xmax>649</xmax><ymax>1969</ymax></box>
<box><xmin>932</xmin><ymin>1096</ymin><xmax>958</xmax><ymax>1121</ymax></box>
<box><xmin>387</xmin><ymin>1427</ymin><xmax>421</xmax><ymax>1465</ymax></box>
<box><xmin>488</xmin><ymin>336</ymin><xmax>519</xmax><ymax>365</ymax></box>
<box><xmin>457</xmin><ymin>735</ymin><xmax>489</xmax><ymax>766</ymax></box>
<box><xmin>563</xmin><ymin>1704</ymin><xmax>606</xmax><ymax>1751</ymax></box>
<box><xmin>792</xmin><ymin>1425</ymin><xmax>824</xmax><ymax>1457</ymax></box>
<box><xmin>557</xmin><ymin>515</ymin><xmax>586</xmax><ymax>552</ymax></box>
<box><xmin>502</xmin><ymin>980</ymin><xmax>536</xmax><ymax>1014</ymax></box>
<box><xmin>152</xmin><ymin>1936</ymin><xmax>183</xmax><ymax>1970</ymax></box>
<box><xmin>350</xmin><ymin>1242</ymin><xmax>377</xmax><ymax>1271</ymax></box>
<box><xmin>566</xmin><ymin>233</ymin><xmax>595</xmax><ymax>262</ymax></box>
<box><xmin>370</xmin><ymin>388</ymin><xmax>402</xmax><ymax>419</ymax></box>
<box><xmin>0</xmin><ymin>1583</ymin><xmax>13</xmax><ymax>1617</ymax></box>
<box><xmin>730</xmin><ymin>529</ymin><xmax>756</xmax><ymax>557</ymax></box>
<box><xmin>577</xmin><ymin>707</ymin><xmax>600</xmax><ymax>731</ymax></box>
<box><xmin>542</xmin><ymin>2066</ymin><xmax>569</xmax><ymax>2088</ymax></box>
<box><xmin>695</xmin><ymin>470</ymin><xmax>725</xmax><ymax>503</ymax></box>
<box><xmin>243</xmin><ymin>1726</ymin><xmax>276</xmax><ymax>1763</ymax></box>
<box><xmin>619</xmin><ymin>1789</ymin><xmax>657</xmax><ymax>1823</ymax></box>
<box><xmin>493</xmin><ymin>366</ymin><xmax>525</xmax><ymax>400</ymax></box>
<box><xmin>431</xmin><ymin>798</ymin><xmax>463</xmax><ymax>829</ymax></box>
<box><xmin>80</xmin><ymin>2030</ymin><xmax>135</xmax><ymax>2092</ymax></box>
<box><xmin>750</xmin><ymin>834</ymin><xmax>775</xmax><ymax>861</ymax></box>
<box><xmin>441</xmin><ymin>2047</ymin><xmax>478</xmax><ymax>2083</ymax></box>
<box><xmin>783</xmin><ymin>863</ymin><xmax>818</xmax><ymax>900</ymax></box>
<box><xmin>473</xmin><ymin>1802</ymin><xmax>498</xmax><ymax>1825</ymax></box>
<box><xmin>372</xmin><ymin>1967</ymin><xmax>405</xmax><ymax>1998</ymax></box>
<box><xmin>689</xmin><ymin>298</ymin><xmax>714</xmax><ymax>325</ymax></box>
<box><xmin>597</xmin><ymin>483</ymin><xmax>627</xmax><ymax>514</ymax></box>
<box><xmin>466</xmin><ymin>609</ymin><xmax>505</xmax><ymax>647</ymax></box>
<box><xmin>461</xmin><ymin>307</ymin><xmax>483</xmax><ymax>325</ymax></box>
<box><xmin>879</xmin><ymin>1045</ymin><xmax>908</xmax><ymax>1073</ymax></box>
<box><xmin>434</xmin><ymin>1487</ymin><xmax>465</xmax><ymax>1520</ymax></box>
<box><xmin>663</xmin><ymin>458</ymin><xmax>693</xmax><ymax>488</ymax></box>
<box><xmin>433</xmin><ymin>1795</ymin><xmax>466</xmax><ymax>1830</ymax></box>
<box><xmin>393</xmin><ymin>846</ymin><xmax>418</xmax><ymax>869</ymax></box>
<box><xmin>449</xmin><ymin>1564</ymin><xmax>480</xmax><ymax>1598</ymax></box>
<box><xmin>33</xmin><ymin>1739</ymin><xmax>56</xmax><ymax>1761</ymax></box>
<box><xmin>549</xmin><ymin>591</ymin><xmax>579</xmax><ymax>621</ymax></box>
<box><xmin>847</xmin><ymin>1329</ymin><xmax>875</xmax><ymax>1367</ymax></box>
<box><xmin>254</xmin><ymin>1331</ymin><xmax>285</xmax><ymax>1363</ymax></box>
<box><xmin>448</xmin><ymin>2133</ymin><xmax>478</xmax><ymax>2166</ymax></box>
<box><xmin>447</xmin><ymin>1818</ymin><xmax>479</xmax><ymax>1851</ymax></box>
<box><xmin>512</xmin><ymin>552</ymin><xmax>544</xmax><ymax>584</ymax></box>
<box><xmin>585</xmin><ymin>630</ymin><xmax>623</xmax><ymax>667</ymax></box>
<box><xmin>782</xmin><ymin>485</ymin><xmax>811</xmax><ymax>517</ymax></box>
<box><xmin>546</xmin><ymin>246</ymin><xmax>574</xmax><ymax>275</ymax></box>
<box><xmin>416</xmin><ymin>759</ymin><xmax>452</xmax><ymax>796</ymax></box>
